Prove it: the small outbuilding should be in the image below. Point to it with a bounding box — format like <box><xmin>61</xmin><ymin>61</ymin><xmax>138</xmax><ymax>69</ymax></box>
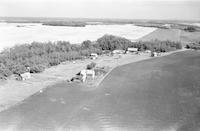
<box><xmin>18</xmin><ymin>66</ymin><xmax>31</xmax><ymax>81</ymax></box>
<box><xmin>90</xmin><ymin>53</ymin><xmax>98</xmax><ymax>60</ymax></box>
<box><xmin>126</xmin><ymin>48</ymin><xmax>138</xmax><ymax>53</ymax></box>
<box><xmin>112</xmin><ymin>50</ymin><xmax>125</xmax><ymax>54</ymax></box>
<box><xmin>145</xmin><ymin>50</ymin><xmax>151</xmax><ymax>53</ymax></box>
<box><xmin>127</xmin><ymin>48</ymin><xmax>138</xmax><ymax>52</ymax></box>
<box><xmin>20</xmin><ymin>72</ymin><xmax>31</xmax><ymax>80</ymax></box>
<box><xmin>151</xmin><ymin>52</ymin><xmax>158</xmax><ymax>57</ymax></box>
<box><xmin>80</xmin><ymin>69</ymin><xmax>95</xmax><ymax>82</ymax></box>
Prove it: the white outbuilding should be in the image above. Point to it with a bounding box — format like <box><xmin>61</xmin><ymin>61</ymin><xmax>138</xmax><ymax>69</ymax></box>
<box><xmin>80</xmin><ymin>69</ymin><xmax>95</xmax><ymax>82</ymax></box>
<box><xmin>112</xmin><ymin>50</ymin><xmax>125</xmax><ymax>54</ymax></box>
<box><xmin>151</xmin><ymin>52</ymin><xmax>158</xmax><ymax>57</ymax></box>
<box><xmin>126</xmin><ymin>48</ymin><xmax>138</xmax><ymax>53</ymax></box>
<box><xmin>90</xmin><ymin>53</ymin><xmax>98</xmax><ymax>60</ymax></box>
<box><xmin>145</xmin><ymin>50</ymin><xmax>151</xmax><ymax>53</ymax></box>
<box><xmin>20</xmin><ymin>72</ymin><xmax>31</xmax><ymax>80</ymax></box>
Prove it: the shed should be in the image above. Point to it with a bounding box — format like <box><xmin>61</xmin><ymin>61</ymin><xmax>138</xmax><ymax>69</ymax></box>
<box><xmin>145</xmin><ymin>50</ymin><xmax>151</xmax><ymax>53</ymax></box>
<box><xmin>128</xmin><ymin>48</ymin><xmax>138</xmax><ymax>52</ymax></box>
<box><xmin>151</xmin><ymin>52</ymin><xmax>158</xmax><ymax>57</ymax></box>
<box><xmin>126</xmin><ymin>48</ymin><xmax>138</xmax><ymax>53</ymax></box>
<box><xmin>90</xmin><ymin>53</ymin><xmax>98</xmax><ymax>59</ymax></box>
<box><xmin>91</xmin><ymin>53</ymin><xmax>98</xmax><ymax>57</ymax></box>
<box><xmin>112</xmin><ymin>50</ymin><xmax>125</xmax><ymax>54</ymax></box>
<box><xmin>20</xmin><ymin>72</ymin><xmax>31</xmax><ymax>80</ymax></box>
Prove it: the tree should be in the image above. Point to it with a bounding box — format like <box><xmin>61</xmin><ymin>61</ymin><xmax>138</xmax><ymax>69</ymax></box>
<box><xmin>97</xmin><ymin>34</ymin><xmax>132</xmax><ymax>50</ymax></box>
<box><xmin>81</xmin><ymin>40</ymin><xmax>93</xmax><ymax>49</ymax></box>
<box><xmin>0</xmin><ymin>63</ymin><xmax>12</xmax><ymax>78</ymax></box>
<box><xmin>184</xmin><ymin>26</ymin><xmax>196</xmax><ymax>32</ymax></box>
<box><xmin>87</xmin><ymin>62</ymin><xmax>96</xmax><ymax>69</ymax></box>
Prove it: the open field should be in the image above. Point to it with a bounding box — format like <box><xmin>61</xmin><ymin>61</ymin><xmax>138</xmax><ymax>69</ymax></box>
<box><xmin>0</xmin><ymin>50</ymin><xmax>199</xmax><ymax>131</ymax></box>
<box><xmin>139</xmin><ymin>29</ymin><xmax>181</xmax><ymax>42</ymax></box>
<box><xmin>139</xmin><ymin>28</ymin><xmax>200</xmax><ymax>45</ymax></box>
<box><xmin>180</xmin><ymin>31</ymin><xmax>200</xmax><ymax>43</ymax></box>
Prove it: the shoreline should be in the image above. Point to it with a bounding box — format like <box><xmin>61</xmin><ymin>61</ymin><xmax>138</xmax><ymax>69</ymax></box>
<box><xmin>0</xmin><ymin>48</ymin><xmax>188</xmax><ymax>112</ymax></box>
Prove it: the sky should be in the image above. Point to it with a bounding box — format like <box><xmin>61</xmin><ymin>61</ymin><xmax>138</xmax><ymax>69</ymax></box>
<box><xmin>0</xmin><ymin>0</ymin><xmax>200</xmax><ymax>20</ymax></box>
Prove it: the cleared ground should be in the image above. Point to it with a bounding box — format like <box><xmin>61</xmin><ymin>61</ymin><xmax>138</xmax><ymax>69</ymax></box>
<box><xmin>0</xmin><ymin>50</ymin><xmax>199</xmax><ymax>131</ymax></box>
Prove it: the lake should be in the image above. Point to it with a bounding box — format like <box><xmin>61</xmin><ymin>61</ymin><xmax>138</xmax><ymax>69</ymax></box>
<box><xmin>0</xmin><ymin>23</ymin><xmax>156</xmax><ymax>51</ymax></box>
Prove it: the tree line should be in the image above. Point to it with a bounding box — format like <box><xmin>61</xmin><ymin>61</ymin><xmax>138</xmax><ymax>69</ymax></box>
<box><xmin>0</xmin><ymin>34</ymin><xmax>182</xmax><ymax>79</ymax></box>
<box><xmin>186</xmin><ymin>41</ymin><xmax>200</xmax><ymax>50</ymax></box>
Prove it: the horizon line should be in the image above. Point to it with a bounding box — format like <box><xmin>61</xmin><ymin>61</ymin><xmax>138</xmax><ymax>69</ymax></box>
<box><xmin>0</xmin><ymin>16</ymin><xmax>200</xmax><ymax>22</ymax></box>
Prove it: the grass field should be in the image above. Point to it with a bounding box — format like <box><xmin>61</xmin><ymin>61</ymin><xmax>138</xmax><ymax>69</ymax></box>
<box><xmin>139</xmin><ymin>29</ymin><xmax>181</xmax><ymax>41</ymax></box>
<box><xmin>180</xmin><ymin>31</ymin><xmax>200</xmax><ymax>43</ymax></box>
<box><xmin>0</xmin><ymin>50</ymin><xmax>199</xmax><ymax>131</ymax></box>
<box><xmin>139</xmin><ymin>28</ymin><xmax>200</xmax><ymax>46</ymax></box>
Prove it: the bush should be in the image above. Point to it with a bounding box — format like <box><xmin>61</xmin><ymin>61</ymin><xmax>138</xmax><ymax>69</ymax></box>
<box><xmin>80</xmin><ymin>49</ymin><xmax>91</xmax><ymax>56</ymax></box>
<box><xmin>49</xmin><ymin>58</ymin><xmax>61</xmax><ymax>66</ymax></box>
<box><xmin>11</xmin><ymin>64</ymin><xmax>27</xmax><ymax>75</ymax></box>
<box><xmin>0</xmin><ymin>75</ymin><xmax>7</xmax><ymax>80</ymax></box>
<box><xmin>135</xmin><ymin>40</ymin><xmax>182</xmax><ymax>52</ymax></box>
<box><xmin>30</xmin><ymin>65</ymin><xmax>45</xmax><ymax>73</ymax></box>
<box><xmin>0</xmin><ymin>64</ymin><xmax>12</xmax><ymax>77</ymax></box>
<box><xmin>94</xmin><ymin>67</ymin><xmax>109</xmax><ymax>75</ymax></box>
<box><xmin>186</xmin><ymin>42</ymin><xmax>200</xmax><ymax>50</ymax></box>
<box><xmin>87</xmin><ymin>62</ymin><xmax>96</xmax><ymax>69</ymax></box>
<box><xmin>81</xmin><ymin>40</ymin><xmax>93</xmax><ymax>49</ymax></box>
<box><xmin>184</xmin><ymin>26</ymin><xmax>196</xmax><ymax>32</ymax></box>
<box><xmin>175</xmin><ymin>42</ymin><xmax>182</xmax><ymax>49</ymax></box>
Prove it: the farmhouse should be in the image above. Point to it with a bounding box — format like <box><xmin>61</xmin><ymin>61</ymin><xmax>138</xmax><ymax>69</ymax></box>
<box><xmin>80</xmin><ymin>69</ymin><xmax>95</xmax><ymax>82</ymax></box>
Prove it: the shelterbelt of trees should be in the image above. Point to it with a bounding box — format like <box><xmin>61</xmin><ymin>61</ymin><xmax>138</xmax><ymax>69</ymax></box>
<box><xmin>186</xmin><ymin>41</ymin><xmax>200</xmax><ymax>50</ymax></box>
<box><xmin>0</xmin><ymin>35</ymin><xmax>182</xmax><ymax>79</ymax></box>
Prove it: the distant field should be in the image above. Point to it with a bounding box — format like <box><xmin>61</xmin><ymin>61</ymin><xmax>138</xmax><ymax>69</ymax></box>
<box><xmin>139</xmin><ymin>28</ymin><xmax>181</xmax><ymax>41</ymax></box>
<box><xmin>0</xmin><ymin>50</ymin><xmax>200</xmax><ymax>131</ymax></box>
<box><xmin>139</xmin><ymin>28</ymin><xmax>200</xmax><ymax>45</ymax></box>
<box><xmin>180</xmin><ymin>31</ymin><xmax>200</xmax><ymax>43</ymax></box>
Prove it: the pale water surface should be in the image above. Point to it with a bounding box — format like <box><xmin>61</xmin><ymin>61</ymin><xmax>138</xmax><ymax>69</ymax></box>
<box><xmin>0</xmin><ymin>23</ymin><xmax>156</xmax><ymax>51</ymax></box>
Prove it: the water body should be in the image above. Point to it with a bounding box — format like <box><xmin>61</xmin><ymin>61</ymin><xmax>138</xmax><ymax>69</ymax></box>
<box><xmin>0</xmin><ymin>23</ymin><xmax>156</xmax><ymax>51</ymax></box>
